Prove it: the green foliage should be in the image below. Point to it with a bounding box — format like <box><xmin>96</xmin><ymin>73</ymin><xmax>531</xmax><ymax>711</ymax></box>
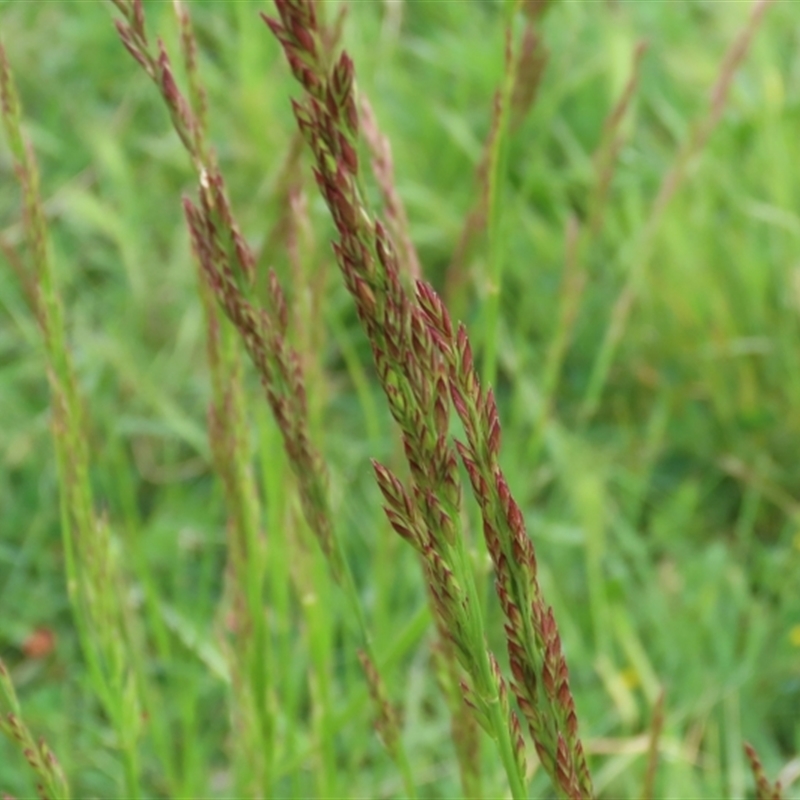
<box><xmin>0</xmin><ymin>1</ymin><xmax>797</xmax><ymax>798</ymax></box>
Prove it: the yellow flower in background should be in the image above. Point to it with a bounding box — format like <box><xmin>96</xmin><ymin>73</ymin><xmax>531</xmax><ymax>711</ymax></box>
<box><xmin>621</xmin><ymin>667</ymin><xmax>640</xmax><ymax>689</ymax></box>
<box><xmin>790</xmin><ymin>625</ymin><xmax>800</xmax><ymax>648</ymax></box>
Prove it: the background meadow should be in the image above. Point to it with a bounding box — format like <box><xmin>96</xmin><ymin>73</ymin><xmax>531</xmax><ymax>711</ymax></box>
<box><xmin>0</xmin><ymin>0</ymin><xmax>798</xmax><ymax>797</ymax></box>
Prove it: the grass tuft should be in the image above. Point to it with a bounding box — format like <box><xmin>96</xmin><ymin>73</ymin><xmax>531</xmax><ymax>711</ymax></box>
<box><xmin>0</xmin><ymin>1</ymin><xmax>797</xmax><ymax>798</ymax></box>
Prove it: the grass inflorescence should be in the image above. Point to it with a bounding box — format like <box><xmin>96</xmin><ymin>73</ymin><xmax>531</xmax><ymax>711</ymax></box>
<box><xmin>0</xmin><ymin>0</ymin><xmax>797</xmax><ymax>798</ymax></box>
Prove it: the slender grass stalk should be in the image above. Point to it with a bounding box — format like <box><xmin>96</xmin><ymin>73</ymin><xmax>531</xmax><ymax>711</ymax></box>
<box><xmin>639</xmin><ymin>689</ymin><xmax>664</xmax><ymax>800</ymax></box>
<box><xmin>110</xmin><ymin>2</ymin><xmax>274</xmax><ymax>792</ymax></box>
<box><xmin>445</xmin><ymin>1</ymin><xmax>551</xmax><ymax>321</ymax></box>
<box><xmin>3</xmin><ymin>4</ymin><xmax>793</xmax><ymax>798</ymax></box>
<box><xmin>588</xmin><ymin>41</ymin><xmax>648</xmax><ymax>237</ymax></box>
<box><xmin>111</xmin><ymin>2</ymin><xmax>419</xmax><ymax>794</ymax></box>
<box><xmin>360</xmin><ymin>56</ymin><xmax>485</xmax><ymax>800</ymax></box>
<box><xmin>264</xmin><ymin>2</ymin><xmax>595</xmax><ymax>796</ymax></box>
<box><xmin>446</xmin><ymin>11</ymin><xmax>553</xmax><ymax>708</ymax></box>
<box><xmin>419</xmin><ymin>284</ymin><xmax>593</xmax><ymax>798</ymax></box>
<box><xmin>525</xmin><ymin>39</ymin><xmax>646</xmax><ymax>463</ymax></box>
<box><xmin>744</xmin><ymin>742</ymin><xmax>784</xmax><ymax>800</ymax></box>
<box><xmin>0</xmin><ymin>40</ymin><xmax>142</xmax><ymax>800</ymax></box>
<box><xmin>0</xmin><ymin>660</ymin><xmax>70</xmax><ymax>800</ymax></box>
<box><xmin>360</xmin><ymin>95</ymin><xmax>421</xmax><ymax>285</ymax></box>
<box><xmin>482</xmin><ymin>7</ymin><xmax>517</xmax><ymax>390</ymax></box>
<box><xmin>431</xmin><ymin>638</ymin><xmax>483</xmax><ymax>798</ymax></box>
<box><xmin>284</xmin><ymin>186</ymin><xmax>328</xmax><ymax>429</ymax></box>
<box><xmin>174</xmin><ymin>5</ymin><xmax>274</xmax><ymax>794</ymax></box>
<box><xmin>264</xmin><ymin>1</ymin><xmax>529</xmax><ymax>794</ymax></box>
<box><xmin>524</xmin><ymin>216</ymin><xmax>586</xmax><ymax>466</ymax></box>
<box><xmin>580</xmin><ymin>0</ymin><xmax>775</xmax><ymax>421</ymax></box>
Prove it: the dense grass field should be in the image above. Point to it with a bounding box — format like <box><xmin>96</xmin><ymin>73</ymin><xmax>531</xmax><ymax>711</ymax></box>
<box><xmin>1</xmin><ymin>1</ymin><xmax>798</xmax><ymax>797</ymax></box>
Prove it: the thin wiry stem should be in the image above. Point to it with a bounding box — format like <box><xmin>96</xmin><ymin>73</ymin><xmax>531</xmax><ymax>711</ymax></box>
<box><xmin>580</xmin><ymin>0</ymin><xmax>776</xmax><ymax>421</ymax></box>
<box><xmin>112</xmin><ymin>2</ymin><xmax>419</xmax><ymax>795</ymax></box>
<box><xmin>639</xmin><ymin>689</ymin><xmax>665</xmax><ymax>800</ymax></box>
<box><xmin>0</xmin><ymin>660</ymin><xmax>70</xmax><ymax>800</ymax></box>
<box><xmin>1</xmin><ymin>38</ymin><xmax>142</xmax><ymax>800</ymax></box>
<box><xmin>111</xmin><ymin>2</ymin><xmax>274</xmax><ymax>791</ymax></box>
<box><xmin>445</xmin><ymin>2</ymin><xmax>551</xmax><ymax>317</ymax></box>
<box><xmin>744</xmin><ymin>742</ymin><xmax>784</xmax><ymax>800</ymax></box>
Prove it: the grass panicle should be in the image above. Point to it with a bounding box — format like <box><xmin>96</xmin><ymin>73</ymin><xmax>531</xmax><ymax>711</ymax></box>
<box><xmin>418</xmin><ymin>282</ymin><xmax>592</xmax><ymax>798</ymax></box>
<box><xmin>266</xmin><ymin>1</ymin><xmax>595</xmax><ymax>796</ymax></box>
<box><xmin>114</xmin><ymin>0</ymin><xmax>338</xmax><ymax>585</ymax></box>
<box><xmin>0</xmin><ymin>661</ymin><xmax>69</xmax><ymax>800</ymax></box>
<box><xmin>266</xmin><ymin>1</ymin><xmax>532</xmax><ymax>796</ymax></box>
<box><xmin>0</xmin><ymin>2</ymin><xmax>796</xmax><ymax>797</ymax></box>
<box><xmin>0</xmin><ymin>39</ymin><xmax>143</xmax><ymax>799</ymax></box>
<box><xmin>744</xmin><ymin>742</ymin><xmax>784</xmax><ymax>800</ymax></box>
<box><xmin>112</xmin><ymin>1</ymin><xmax>419</xmax><ymax>795</ymax></box>
<box><xmin>112</xmin><ymin>2</ymin><xmax>274</xmax><ymax>792</ymax></box>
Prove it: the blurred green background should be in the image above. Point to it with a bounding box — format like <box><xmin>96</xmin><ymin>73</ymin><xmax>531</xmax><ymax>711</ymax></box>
<box><xmin>1</xmin><ymin>0</ymin><xmax>798</xmax><ymax>797</ymax></box>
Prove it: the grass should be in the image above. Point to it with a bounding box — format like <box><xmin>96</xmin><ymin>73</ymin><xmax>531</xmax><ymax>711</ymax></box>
<box><xmin>0</xmin><ymin>0</ymin><xmax>798</xmax><ymax>798</ymax></box>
